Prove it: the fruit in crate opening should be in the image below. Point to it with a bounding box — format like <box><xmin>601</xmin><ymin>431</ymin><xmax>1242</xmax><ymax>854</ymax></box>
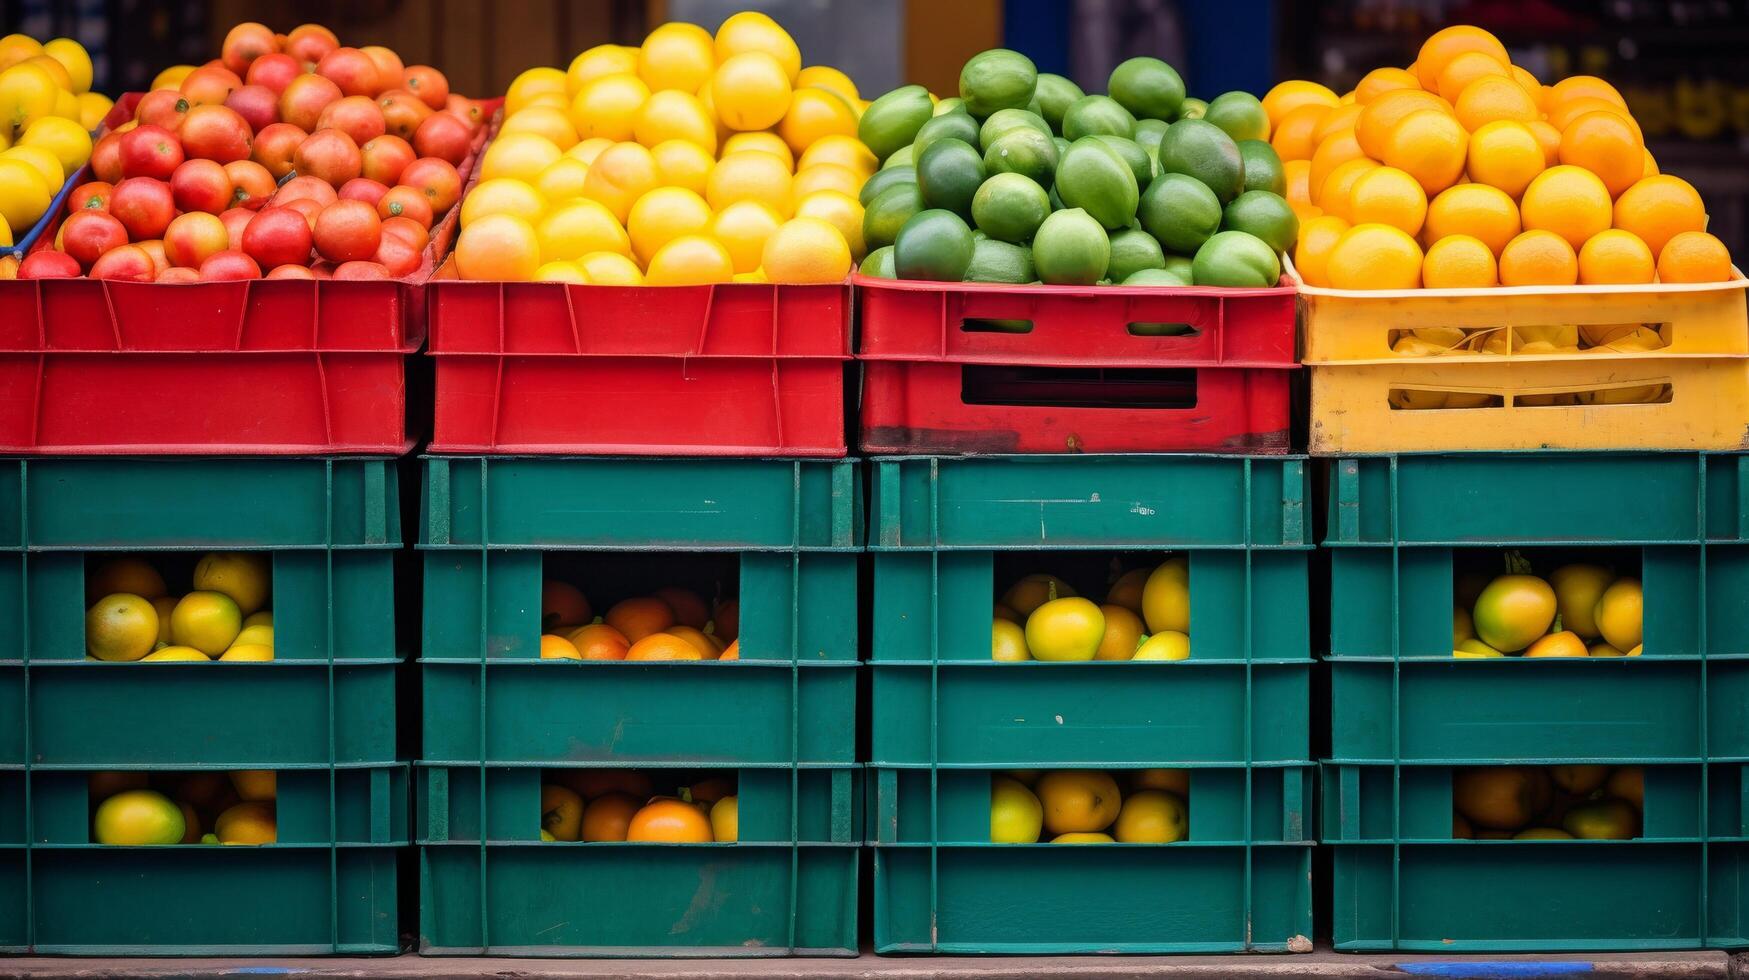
<box><xmin>1282</xmin><ymin>25</ymin><xmax>1733</xmax><ymax>288</ymax></box>
<box><xmin>1450</xmin><ymin>552</ymin><xmax>1642</xmax><ymax>658</ymax></box>
<box><xmin>539</xmin><ymin>579</ymin><xmax>731</xmax><ymax>661</ymax></box>
<box><xmin>83</xmin><ymin>553</ymin><xmax>274</xmax><ymax>662</ymax></box>
<box><xmin>991</xmin><ymin>769</ymin><xmax>1189</xmax><ymax>844</ymax></box>
<box><xmin>1451</xmin><ymin>764</ymin><xmax>1643</xmax><ymax>840</ymax></box>
<box><xmin>994</xmin><ymin>559</ymin><xmax>1191</xmax><ymax>662</ymax></box>
<box><xmin>90</xmin><ymin>769</ymin><xmax>278</xmax><ymax>845</ymax></box>
<box><xmin>540</xmin><ymin>770</ymin><xmax>738</xmax><ymax>842</ymax></box>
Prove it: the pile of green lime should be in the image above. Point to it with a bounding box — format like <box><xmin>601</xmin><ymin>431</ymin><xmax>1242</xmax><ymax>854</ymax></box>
<box><xmin>856</xmin><ymin>50</ymin><xmax>1294</xmax><ymax>288</ymax></box>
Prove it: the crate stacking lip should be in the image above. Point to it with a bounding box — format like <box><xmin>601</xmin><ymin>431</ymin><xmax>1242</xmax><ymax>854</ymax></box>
<box><xmin>0</xmin><ymin>95</ymin><xmax>496</xmax><ymax>456</ymax></box>
<box><xmin>425</xmin><ymin>277</ymin><xmax>851</xmax><ymax>456</ymax></box>
<box><xmin>1295</xmin><ymin>258</ymin><xmax>1749</xmax><ymax>454</ymax></box>
<box><xmin>856</xmin><ymin>274</ymin><xmax>1299</xmax><ymax>455</ymax></box>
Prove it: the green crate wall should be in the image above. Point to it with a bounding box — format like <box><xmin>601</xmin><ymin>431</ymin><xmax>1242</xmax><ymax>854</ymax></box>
<box><xmin>0</xmin><ymin>456</ymin><xmax>405</xmax><ymax>954</ymax></box>
<box><xmin>415</xmin><ymin>456</ymin><xmax>861</xmax><ymax>956</ymax></box>
<box><xmin>867</xmin><ymin>455</ymin><xmax>1315</xmax><ymax>954</ymax></box>
<box><xmin>1322</xmin><ymin>452</ymin><xmax>1749</xmax><ymax>952</ymax></box>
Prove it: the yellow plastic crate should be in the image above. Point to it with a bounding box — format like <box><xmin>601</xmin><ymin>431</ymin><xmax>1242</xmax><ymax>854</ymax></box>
<box><xmin>1291</xmin><ymin>259</ymin><xmax>1749</xmax><ymax>453</ymax></box>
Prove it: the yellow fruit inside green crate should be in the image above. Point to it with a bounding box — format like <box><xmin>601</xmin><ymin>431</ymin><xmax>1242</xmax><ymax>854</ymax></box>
<box><xmin>93</xmin><ymin>790</ymin><xmax>184</xmax><ymax>845</ymax></box>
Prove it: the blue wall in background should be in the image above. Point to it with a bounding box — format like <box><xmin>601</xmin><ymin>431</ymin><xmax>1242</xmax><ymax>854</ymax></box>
<box><xmin>1002</xmin><ymin>0</ymin><xmax>1276</xmax><ymax>94</ymax></box>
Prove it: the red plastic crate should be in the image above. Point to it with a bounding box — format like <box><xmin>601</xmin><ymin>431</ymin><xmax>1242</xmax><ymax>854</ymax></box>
<box><xmin>856</xmin><ymin>275</ymin><xmax>1299</xmax><ymax>454</ymax></box>
<box><xmin>0</xmin><ymin>94</ymin><xmax>494</xmax><ymax>455</ymax></box>
<box><xmin>425</xmin><ymin>275</ymin><xmax>851</xmax><ymax>455</ymax></box>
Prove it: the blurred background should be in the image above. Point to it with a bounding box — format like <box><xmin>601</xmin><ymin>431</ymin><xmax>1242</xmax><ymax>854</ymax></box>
<box><xmin>5</xmin><ymin>0</ymin><xmax>1745</xmax><ymax>251</ymax></box>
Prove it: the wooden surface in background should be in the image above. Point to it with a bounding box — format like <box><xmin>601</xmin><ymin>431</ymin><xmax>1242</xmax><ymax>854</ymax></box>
<box><xmin>905</xmin><ymin>0</ymin><xmax>1000</xmax><ymax>98</ymax></box>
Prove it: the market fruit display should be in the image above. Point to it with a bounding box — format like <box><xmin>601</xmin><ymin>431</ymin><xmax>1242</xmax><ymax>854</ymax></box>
<box><xmin>857</xmin><ymin>49</ymin><xmax>1293</xmax><ymax>288</ymax></box>
<box><xmin>17</xmin><ymin>22</ymin><xmax>480</xmax><ymax>282</ymax></box>
<box><xmin>992</xmin><ymin>559</ymin><xmax>1189</xmax><ymax>662</ymax></box>
<box><xmin>1451</xmin><ymin>765</ymin><xmax>1642</xmax><ymax>840</ymax></box>
<box><xmin>0</xmin><ymin>34</ymin><xmax>105</xmax><ymax>250</ymax></box>
<box><xmin>991</xmin><ymin>769</ymin><xmax>1189</xmax><ymax>843</ymax></box>
<box><xmin>84</xmin><ymin>553</ymin><xmax>275</xmax><ymax>662</ymax></box>
<box><xmin>541</xmin><ymin>770</ymin><xmax>736</xmax><ymax>842</ymax></box>
<box><xmin>90</xmin><ymin>769</ymin><xmax>278</xmax><ymax>844</ymax></box>
<box><xmin>1282</xmin><ymin>25</ymin><xmax>1735</xmax><ymax>291</ymax></box>
<box><xmin>450</xmin><ymin>11</ymin><xmax>865</xmax><ymax>284</ymax></box>
<box><xmin>538</xmin><ymin>579</ymin><xmax>738</xmax><ymax>661</ymax></box>
<box><xmin>1453</xmin><ymin>553</ymin><xmax>1641</xmax><ymax>658</ymax></box>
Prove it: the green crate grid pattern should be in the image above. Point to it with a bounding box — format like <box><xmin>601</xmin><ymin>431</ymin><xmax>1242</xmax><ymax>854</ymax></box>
<box><xmin>0</xmin><ymin>456</ymin><xmax>406</xmax><ymax>955</ymax></box>
<box><xmin>866</xmin><ymin>455</ymin><xmax>1315</xmax><ymax>954</ymax></box>
<box><xmin>1321</xmin><ymin>452</ymin><xmax>1749</xmax><ymax>952</ymax></box>
<box><xmin>415</xmin><ymin>456</ymin><xmax>860</xmax><ymax>956</ymax></box>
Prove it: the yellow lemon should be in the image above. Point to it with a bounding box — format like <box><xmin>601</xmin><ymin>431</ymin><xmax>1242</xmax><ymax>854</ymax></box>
<box><xmin>141</xmin><ymin>646</ymin><xmax>210</xmax><ymax>662</ymax></box>
<box><xmin>627</xmin><ymin>186</ymin><xmax>713</xmax><ymax>266</ymax></box>
<box><xmin>1133</xmin><ymin>631</ymin><xmax>1190</xmax><ymax>660</ymax></box>
<box><xmin>18</xmin><ymin>115</ymin><xmax>89</xmax><ymax>173</ymax></box>
<box><xmin>569</xmin><ymin>74</ymin><xmax>650</xmax><ymax>142</ymax></box>
<box><xmin>0</xmin><ymin>34</ymin><xmax>43</xmax><ymax>73</ymax></box>
<box><xmin>1114</xmin><ymin>789</ymin><xmax>1188</xmax><ymax>843</ymax></box>
<box><xmin>708</xmin><ymin>199</ymin><xmax>782</xmax><ymax>273</ymax></box>
<box><xmin>796</xmin><ymin>65</ymin><xmax>859</xmax><ymax>103</ymax></box>
<box><xmin>0</xmin><ymin>157</ymin><xmax>50</xmax><ymax>232</ymax></box>
<box><xmin>581</xmin><ymin>141</ymin><xmax>659</xmax><ymax>223</ymax></box>
<box><xmin>991</xmin><ymin>618</ymin><xmax>1029</xmax><ymax>661</ymax></box>
<box><xmin>792</xmin><ymin>189</ymin><xmax>865</xmax><ymax>259</ymax></box>
<box><xmin>481</xmin><ymin>132</ymin><xmax>563</xmax><ymax>184</ymax></box>
<box><xmin>644</xmin><ymin>234</ymin><xmax>735</xmax><ymax>285</ymax></box>
<box><xmin>798</xmin><ymin>134</ymin><xmax>877</xmax><ymax>179</ymax></box>
<box><xmin>576</xmin><ymin>251</ymin><xmax>645</xmax><ymax>285</ymax></box>
<box><xmin>638</xmin><ymin>22</ymin><xmax>714</xmax><ymax>93</ymax></box>
<box><xmin>1593</xmin><ymin>578</ymin><xmax>1643</xmax><ymax>651</ymax></box>
<box><xmin>171</xmin><ymin>591</ymin><xmax>242</xmax><ymax>656</ymax></box>
<box><xmin>761</xmin><ymin>215</ymin><xmax>851</xmax><ymax>283</ymax></box>
<box><xmin>990</xmin><ymin>774</ymin><xmax>1043</xmax><ymax>842</ymax></box>
<box><xmin>535</xmin><ymin>261</ymin><xmax>588</xmax><ymax>283</ymax></box>
<box><xmin>710</xmin><ymin>795</ymin><xmax>737</xmax><ymax>842</ymax></box>
<box><xmin>706</xmin><ymin>150</ymin><xmax>793</xmax><ymax>216</ymax></box>
<box><xmin>193</xmin><ymin>551</ymin><xmax>271</xmax><ymax>616</ymax></box>
<box><xmin>215</xmin><ymin>801</ymin><xmax>276</xmax><ymax>844</ymax></box>
<box><xmin>633</xmin><ymin>89</ymin><xmax>716</xmax><ymax>153</ymax></box>
<box><xmin>243</xmin><ymin>611</ymin><xmax>273</xmax><ymax>628</ymax></box>
<box><xmin>649</xmin><ymin>138</ymin><xmax>714</xmax><ymax>195</ymax></box>
<box><xmin>460</xmin><ymin>178</ymin><xmax>546</xmax><ymax>226</ymax></box>
<box><xmin>537</xmin><ymin>197</ymin><xmax>630</xmax><ymax>263</ymax></box>
<box><xmin>1141</xmin><ymin>556</ymin><xmax>1190</xmax><ymax>634</ymax></box>
<box><xmin>149</xmin><ymin>64</ymin><xmax>193</xmax><ymax>91</ymax></box>
<box><xmin>722</xmin><ymin>131</ymin><xmax>794</xmax><ymax>169</ymax></box>
<box><xmin>86</xmin><ymin>593</ymin><xmax>159</xmax><ymax>662</ymax></box>
<box><xmin>710</xmin><ymin>52</ymin><xmax>791</xmax><ymax>132</ymax></box>
<box><xmin>1</xmin><ymin>144</ymin><xmax>61</xmax><ymax>192</ymax></box>
<box><xmin>500</xmin><ymin>106</ymin><xmax>579</xmax><ymax>151</ymax></box>
<box><xmin>791</xmin><ymin>163</ymin><xmax>861</xmax><ymax>202</ymax></box>
<box><xmin>94</xmin><ymin>790</ymin><xmax>184</xmax><ymax>845</ymax></box>
<box><xmin>567</xmin><ymin>44</ymin><xmax>639</xmax><ymax>95</ymax></box>
<box><xmin>535</xmin><ymin>156</ymin><xmax>592</xmax><ymax>204</ymax></box>
<box><xmin>778</xmin><ymin>87</ymin><xmax>859</xmax><ymax>154</ymax></box>
<box><xmin>567</xmin><ymin>136</ymin><xmax>614</xmax><ymax>165</ymax></box>
<box><xmin>233</xmin><ymin>624</ymin><xmax>274</xmax><ymax>648</ymax></box>
<box><xmin>506</xmin><ymin>66</ymin><xmax>568</xmax><ymax>116</ymax></box>
<box><xmin>455</xmin><ymin>213</ymin><xmax>541</xmax><ymax>281</ymax></box>
<box><xmin>714</xmin><ymin>11</ymin><xmax>802</xmax><ymax>80</ymax></box>
<box><xmin>151</xmin><ymin>596</ymin><xmax>177</xmax><ymax>645</ymax></box>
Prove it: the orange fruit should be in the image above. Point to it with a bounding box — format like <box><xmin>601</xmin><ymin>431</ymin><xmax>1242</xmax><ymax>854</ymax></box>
<box><xmin>1546</xmin><ymin>97</ymin><xmax>1640</xmax><ymax>136</ymax></box>
<box><xmin>567</xmin><ymin>44</ymin><xmax>639</xmax><ymax>95</ymax></box>
<box><xmin>88</xmin><ymin>558</ymin><xmax>168</xmax><ymax>603</ymax></box>
<box><xmin>1306</xmin><ymin>129</ymin><xmax>1367</xmax><ymax>208</ymax></box>
<box><xmin>1311</xmin><ymin>103</ymin><xmax>1364</xmax><ymax>145</ymax></box>
<box><xmin>649</xmin><ymin>139</ymin><xmax>715</xmax><ymax>195</ymax></box>
<box><xmin>1510</xmin><ymin>65</ymin><xmax>1546</xmax><ymax>110</ymax></box>
<box><xmin>1291</xmin><ymin>213</ymin><xmax>1349</xmax><ymax>287</ymax></box>
<box><xmin>639</xmin><ymin>22</ymin><xmax>715</xmax><ymax>93</ymax></box>
<box><xmin>1283</xmin><ymin>159</ymin><xmax>1313</xmax><ymax>209</ymax></box>
<box><xmin>1347</xmin><ymin>165</ymin><xmax>1427</xmax><ymax>236</ymax></box>
<box><xmin>1356</xmin><ymin>66</ymin><xmax>1421</xmax><ymax>104</ymax></box>
<box><xmin>604</xmin><ymin>596</ymin><xmax>675</xmax><ymax>643</ymax></box>
<box><xmin>1355</xmin><ymin>89</ymin><xmax>1450</xmax><ymax>160</ymax></box>
<box><xmin>705</xmin><ymin>150</ymin><xmax>794</xmax><ymax>216</ymax></box>
<box><xmin>777</xmin><ymin>87</ymin><xmax>859</xmax><ymax>154</ymax></box>
<box><xmin>1547</xmin><ymin>74</ymin><xmax>1628</xmax><ymax>112</ymax></box>
<box><xmin>1578</xmin><ymin>229</ymin><xmax>1655</xmax><ymax>285</ymax></box>
<box><xmin>460</xmin><ymin>179</ymin><xmax>547</xmax><ymax>226</ymax></box>
<box><xmin>1380</xmin><ymin>109</ymin><xmax>1467</xmax><ymax>196</ymax></box>
<box><xmin>1424</xmin><ymin>183</ymin><xmax>1520</xmax><ymax>256</ymax></box>
<box><xmin>1641</xmin><ymin>149</ymin><xmax>1658</xmax><ymax>179</ymax></box>
<box><xmin>568</xmin><ymin>74</ymin><xmax>650</xmax><ymax>142</ymax></box>
<box><xmin>576</xmin><ymin>251</ymin><xmax>644</xmax><ymax>285</ymax></box>
<box><xmin>1559</xmin><ymin>111</ymin><xmax>1644</xmax><ymax>197</ymax></box>
<box><xmin>542</xmin><ymin>580</ymin><xmax>592</xmax><ymax>629</ymax></box>
<box><xmin>1261</xmin><ymin>79</ymin><xmax>1339</xmax><ymax>126</ymax></box>
<box><xmin>719</xmin><ymin>639</ymin><xmax>740</xmax><ymax>660</ymax></box>
<box><xmin>1527</xmin><ymin>120</ymin><xmax>1562</xmax><ymax>168</ymax></box>
<box><xmin>666</xmin><ymin>625</ymin><xmax>721</xmax><ymax>658</ymax></box>
<box><xmin>1657</xmin><ymin>231</ymin><xmax>1733</xmax><ymax>284</ymax></box>
<box><xmin>565</xmin><ymin>623</ymin><xmax>631</xmax><ymax>660</ymax></box>
<box><xmin>797</xmin><ymin>134</ymin><xmax>877</xmax><ymax>178</ymax></box>
<box><xmin>633</xmin><ymin>89</ymin><xmax>717</xmax><ymax>152</ymax></box>
<box><xmin>1416</xmin><ymin>25</ymin><xmax>1509</xmax><ymax>91</ymax></box>
<box><xmin>1612</xmin><ymin>174</ymin><xmax>1706</xmax><ymax>258</ymax></box>
<box><xmin>1436</xmin><ymin>51</ymin><xmax>1511</xmax><ymax>103</ymax></box>
<box><xmin>794</xmin><ymin>189</ymin><xmax>866</xmax><ymax>259</ymax></box>
<box><xmin>625</xmin><ymin>632</ymin><xmax>706</xmax><ymax>660</ymax></box>
<box><xmin>1453</xmin><ymin>75</ymin><xmax>1538</xmax><ymax>131</ymax></box>
<box><xmin>1327</xmin><ymin>223</ymin><xmax>1424</xmax><ymax>290</ymax></box>
<box><xmin>708</xmin><ymin>199</ymin><xmax>783</xmax><ymax>273</ymax></box>
<box><xmin>1270</xmin><ymin>104</ymin><xmax>1330</xmax><ymax>161</ymax></box>
<box><xmin>581</xmin><ymin>792</ymin><xmax>640</xmax><ymax>841</ymax></box>
<box><xmin>710</xmin><ymin>51</ymin><xmax>792</xmax><ymax>131</ymax></box>
<box><xmin>714</xmin><ymin>10</ymin><xmax>803</xmax><ymax>81</ymax></box>
<box><xmin>540</xmin><ymin>634</ymin><xmax>581</xmax><ymax>659</ymax></box>
<box><xmin>645</xmin><ymin>234</ymin><xmax>736</xmax><ymax>285</ymax></box>
<box><xmin>1520</xmin><ymin>165</ymin><xmax>1611</xmax><ymax>249</ymax></box>
<box><xmin>1465</xmin><ymin>120</ymin><xmax>1545</xmax><ymax>198</ymax></box>
<box><xmin>627</xmin><ymin>186</ymin><xmax>713</xmax><ymax>265</ymax></box>
<box><xmin>581</xmin><ymin>142</ymin><xmax>660</xmax><ymax>223</ymax></box>
<box><xmin>1498</xmin><ymin>229</ymin><xmax>1578</xmax><ymax>286</ymax></box>
<box><xmin>1422</xmin><ymin>234</ymin><xmax>1498</xmax><ymax>288</ymax></box>
<box><xmin>651</xmin><ymin>587</ymin><xmax>710</xmax><ymax>629</ymax></box>
<box><xmin>455</xmin><ymin>214</ymin><xmax>540</xmax><ymax>281</ymax></box>
<box><xmin>537</xmin><ymin>199</ymin><xmax>632</xmax><ymax>263</ymax></box>
<box><xmin>762</xmin><ymin>216</ymin><xmax>852</xmax><ymax>284</ymax></box>
<box><xmin>1315</xmin><ymin>158</ymin><xmax>1379</xmax><ymax>218</ymax></box>
<box><xmin>626</xmin><ymin>798</ymin><xmax>713</xmax><ymax>841</ymax></box>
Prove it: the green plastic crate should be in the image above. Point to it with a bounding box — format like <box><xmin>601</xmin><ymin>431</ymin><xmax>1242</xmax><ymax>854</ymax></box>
<box><xmin>871</xmin><ymin>766</ymin><xmax>1314</xmax><ymax>953</ymax></box>
<box><xmin>418</xmin><ymin>457</ymin><xmax>861</xmax><ymax>955</ymax></box>
<box><xmin>867</xmin><ymin>456</ymin><xmax>1314</xmax><ymax>953</ymax></box>
<box><xmin>1323</xmin><ymin>763</ymin><xmax>1749</xmax><ymax>951</ymax></box>
<box><xmin>0</xmin><ymin>763</ymin><xmax>407</xmax><ymax>954</ymax></box>
<box><xmin>416</xmin><ymin>765</ymin><xmax>860</xmax><ymax>955</ymax></box>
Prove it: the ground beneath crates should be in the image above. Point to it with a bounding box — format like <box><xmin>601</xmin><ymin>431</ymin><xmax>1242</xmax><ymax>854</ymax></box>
<box><xmin>0</xmin><ymin>949</ymin><xmax>1736</xmax><ymax>980</ymax></box>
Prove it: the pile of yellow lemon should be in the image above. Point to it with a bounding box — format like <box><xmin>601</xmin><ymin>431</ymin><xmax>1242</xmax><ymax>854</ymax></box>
<box><xmin>992</xmin><ymin>769</ymin><xmax>1189</xmax><ymax>844</ymax></box>
<box><xmin>84</xmin><ymin>554</ymin><xmax>275</xmax><ymax>663</ymax></box>
<box><xmin>92</xmin><ymin>770</ymin><xmax>278</xmax><ymax>845</ymax></box>
<box><xmin>992</xmin><ymin>559</ymin><xmax>1190</xmax><ymax>662</ymax></box>
<box><xmin>453</xmin><ymin>11</ymin><xmax>870</xmax><ymax>285</ymax></box>
<box><xmin>0</xmin><ymin>34</ymin><xmax>105</xmax><ymax>252</ymax></box>
<box><xmin>1271</xmin><ymin>25</ymin><xmax>1734</xmax><ymax>290</ymax></box>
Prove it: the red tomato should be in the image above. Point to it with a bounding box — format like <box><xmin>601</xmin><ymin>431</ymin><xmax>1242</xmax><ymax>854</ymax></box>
<box><xmin>313</xmin><ymin>199</ymin><xmax>382</xmax><ymax>263</ymax></box>
<box><xmin>277</xmin><ymin>174</ymin><xmax>339</xmax><ymax>207</ymax></box>
<box><xmin>223</xmin><ymin>83</ymin><xmax>279</xmax><ymax>132</ymax></box>
<box><xmin>170</xmin><ymin>159</ymin><xmax>235</xmax><ymax>215</ymax></box>
<box><xmin>118</xmin><ymin>125</ymin><xmax>184</xmax><ymax>181</ymax></box>
<box><xmin>244</xmin><ymin>52</ymin><xmax>302</xmax><ymax>95</ymax></box>
<box><xmin>376</xmin><ymin>185</ymin><xmax>433</xmax><ymax>227</ymax></box>
<box><xmin>220</xmin><ymin>22</ymin><xmax>277</xmax><ymax>76</ymax></box>
<box><xmin>90</xmin><ymin>245</ymin><xmax>156</xmax><ymax>281</ymax></box>
<box><xmin>294</xmin><ymin>129</ymin><xmax>362</xmax><ymax>187</ymax></box>
<box><xmin>109</xmin><ymin>177</ymin><xmax>176</xmax><ymax>240</ymax></box>
<box><xmin>372</xmin><ymin>231</ymin><xmax>420</xmax><ymax>276</ymax></box>
<box><xmin>135</xmin><ymin>89</ymin><xmax>189</xmax><ymax>131</ymax></box>
<box><xmin>156</xmin><ymin>266</ymin><xmax>202</xmax><ymax>283</ymax></box>
<box><xmin>315</xmin><ymin>47</ymin><xmax>381</xmax><ymax>97</ymax></box>
<box><xmin>317</xmin><ymin>95</ymin><xmax>387</xmax><ymax>146</ymax></box>
<box><xmin>278</xmin><ymin>73</ymin><xmax>342</xmax><ymax>131</ymax></box>
<box><xmin>338</xmin><ymin>177</ymin><xmax>389</xmax><ymax>206</ymax></box>
<box><xmin>412</xmin><ymin>111</ymin><xmax>472</xmax><ymax>165</ymax></box>
<box><xmin>241</xmin><ymin>207</ymin><xmax>314</xmax><ymax>268</ymax></box>
<box><xmin>89</xmin><ymin>132</ymin><xmax>124</xmax><ymax>183</ymax></box>
<box><xmin>223</xmin><ymin>160</ymin><xmax>275</xmax><ymax>210</ymax></box>
<box><xmin>360</xmin><ymin>134</ymin><xmax>415</xmax><ymax>185</ymax></box>
<box><xmin>60</xmin><ymin>210</ymin><xmax>130</xmax><ymax>269</ymax></box>
<box><xmin>199</xmin><ymin>249</ymin><xmax>263</xmax><ymax>280</ymax></box>
<box><xmin>377</xmin><ymin>89</ymin><xmax>431</xmax><ymax>141</ymax></box>
<box><xmin>266</xmin><ymin>264</ymin><xmax>317</xmax><ymax>279</ymax></box>
<box><xmin>164</xmin><ymin>211</ymin><xmax>231</xmax><ymax>268</ymax></box>
<box><xmin>403</xmin><ymin>66</ymin><xmax>450</xmax><ymax>111</ymax></box>
<box><xmin>380</xmin><ymin>214</ymin><xmax>429</xmax><ymax>253</ymax></box>
<box><xmin>179</xmin><ymin>65</ymin><xmax>241</xmax><ymax>107</ymax></box>
<box><xmin>399</xmin><ymin>157</ymin><xmax>461</xmax><ymax>213</ymax></box>
<box><xmin>68</xmin><ymin>181</ymin><xmax>113</xmax><ymax>213</ymax></box>
<box><xmin>286</xmin><ymin>24</ymin><xmax>339</xmax><ymax>67</ymax></box>
<box><xmin>19</xmin><ymin>251</ymin><xmax>82</xmax><ymax>279</ymax></box>
<box><xmin>218</xmin><ymin>207</ymin><xmax>255</xmax><ymax>249</ymax></box>
<box><xmin>332</xmin><ymin>260</ymin><xmax>390</xmax><ymax>280</ymax></box>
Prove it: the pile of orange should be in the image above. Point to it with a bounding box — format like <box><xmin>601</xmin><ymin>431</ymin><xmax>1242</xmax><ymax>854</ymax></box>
<box><xmin>1270</xmin><ymin>25</ymin><xmax>1734</xmax><ymax>290</ymax></box>
<box><xmin>535</xmin><ymin>579</ymin><xmax>739</xmax><ymax>662</ymax></box>
<box><xmin>452</xmin><ymin>11</ymin><xmax>866</xmax><ymax>284</ymax></box>
<box><xmin>540</xmin><ymin>769</ymin><xmax>736</xmax><ymax>842</ymax></box>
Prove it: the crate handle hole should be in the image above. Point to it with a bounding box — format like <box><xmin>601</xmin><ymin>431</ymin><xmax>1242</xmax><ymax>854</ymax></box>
<box><xmin>963</xmin><ymin>365</ymin><xmax>1198</xmax><ymax>410</ymax></box>
<box><xmin>1127</xmin><ymin>322</ymin><xmax>1199</xmax><ymax>337</ymax></box>
<box><xmin>961</xmin><ymin>318</ymin><xmax>1034</xmax><ymax>334</ymax></box>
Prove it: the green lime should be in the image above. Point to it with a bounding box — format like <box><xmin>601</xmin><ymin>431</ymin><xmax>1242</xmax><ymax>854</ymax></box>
<box><xmin>1033</xmin><ymin>73</ymin><xmax>1085</xmax><ymax>134</ymax></box>
<box><xmin>859</xmin><ymin>85</ymin><xmax>935</xmax><ymax>162</ymax></box>
<box><xmin>1107</xmin><ymin>227</ymin><xmax>1167</xmax><ymax>282</ymax></box>
<box><xmin>1138</xmin><ymin>172</ymin><xmax>1222</xmax><ymax>255</ymax></box>
<box><xmin>1048</xmin><ymin>184</ymin><xmax>1064</xmax><ymax>211</ymax></box>
<box><xmin>863</xmin><ymin>182</ymin><xmax>925</xmax><ymax>251</ymax></box>
<box><xmin>971</xmin><ymin>172</ymin><xmax>1051</xmax><ymax>244</ymax></box>
<box><xmin>1162</xmin><ymin>254</ymin><xmax>1194</xmax><ymax>281</ymax></box>
<box><xmin>915</xmin><ymin>137</ymin><xmax>986</xmax><ymax>217</ymax></box>
<box><xmin>860</xmin><ymin>244</ymin><xmax>897</xmax><ymax>278</ymax></box>
<box><xmin>1191</xmin><ymin>229</ymin><xmax>1281</xmax><ymax>287</ymax></box>
<box><xmin>1095</xmin><ymin>135</ymin><xmax>1153</xmax><ymax>188</ymax></box>
<box><xmin>1032</xmin><ymin>207</ymin><xmax>1110</xmax><ymax>285</ymax></box>
<box><xmin>1126</xmin><ymin>262</ymin><xmax>1193</xmax><ymax>287</ymax></box>
<box><xmin>913</xmin><ymin>111</ymin><xmax>982</xmax><ymax>159</ymax></box>
<box><xmin>1062</xmin><ymin>94</ymin><xmax>1137</xmax><ymax>140</ymax></box>
<box><xmin>1203</xmin><ymin>91</ymin><xmax>1269</xmax><ymax>143</ymax></box>
<box><xmin>965</xmin><ymin>237</ymin><xmax>1035</xmax><ymax>283</ymax></box>
<box><xmin>1237</xmin><ymin>139</ymin><xmax>1286</xmax><ymax>195</ymax></box>
<box><xmin>859</xmin><ymin>166</ymin><xmax>916</xmax><ymax>207</ymax></box>
<box><xmin>979</xmin><ymin>108</ymin><xmax>1052</xmax><ymax>151</ymax></box>
<box><xmin>882</xmin><ymin>143</ymin><xmax>916</xmax><ymax>170</ymax></box>
<box><xmin>1156</xmin><ymin>118</ymin><xmax>1243</xmax><ymax>202</ymax></box>
<box><xmin>983</xmin><ymin>127</ymin><xmax>1058</xmax><ymax>186</ymax></box>
<box><xmin>894</xmin><ymin>208</ymin><xmax>976</xmax><ymax>281</ymax></box>
<box><xmin>1108</xmin><ymin>57</ymin><xmax>1185</xmax><ymax>121</ymax></box>
<box><xmin>1177</xmin><ymin>97</ymin><xmax>1207</xmax><ymax>120</ymax></box>
<box><xmin>959</xmin><ymin>49</ymin><xmax>1038</xmax><ymax>118</ymax></box>
<box><xmin>1133</xmin><ymin>118</ymin><xmax>1170</xmax><ymax>153</ymax></box>
<box><xmin>1220</xmin><ymin>189</ymin><xmax>1298</xmax><ymax>253</ymax></box>
<box><xmin>1054</xmin><ymin>136</ymin><xmax>1139</xmax><ymax>231</ymax></box>
<box><xmin>933</xmin><ymin>97</ymin><xmax>966</xmax><ymax>116</ymax></box>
